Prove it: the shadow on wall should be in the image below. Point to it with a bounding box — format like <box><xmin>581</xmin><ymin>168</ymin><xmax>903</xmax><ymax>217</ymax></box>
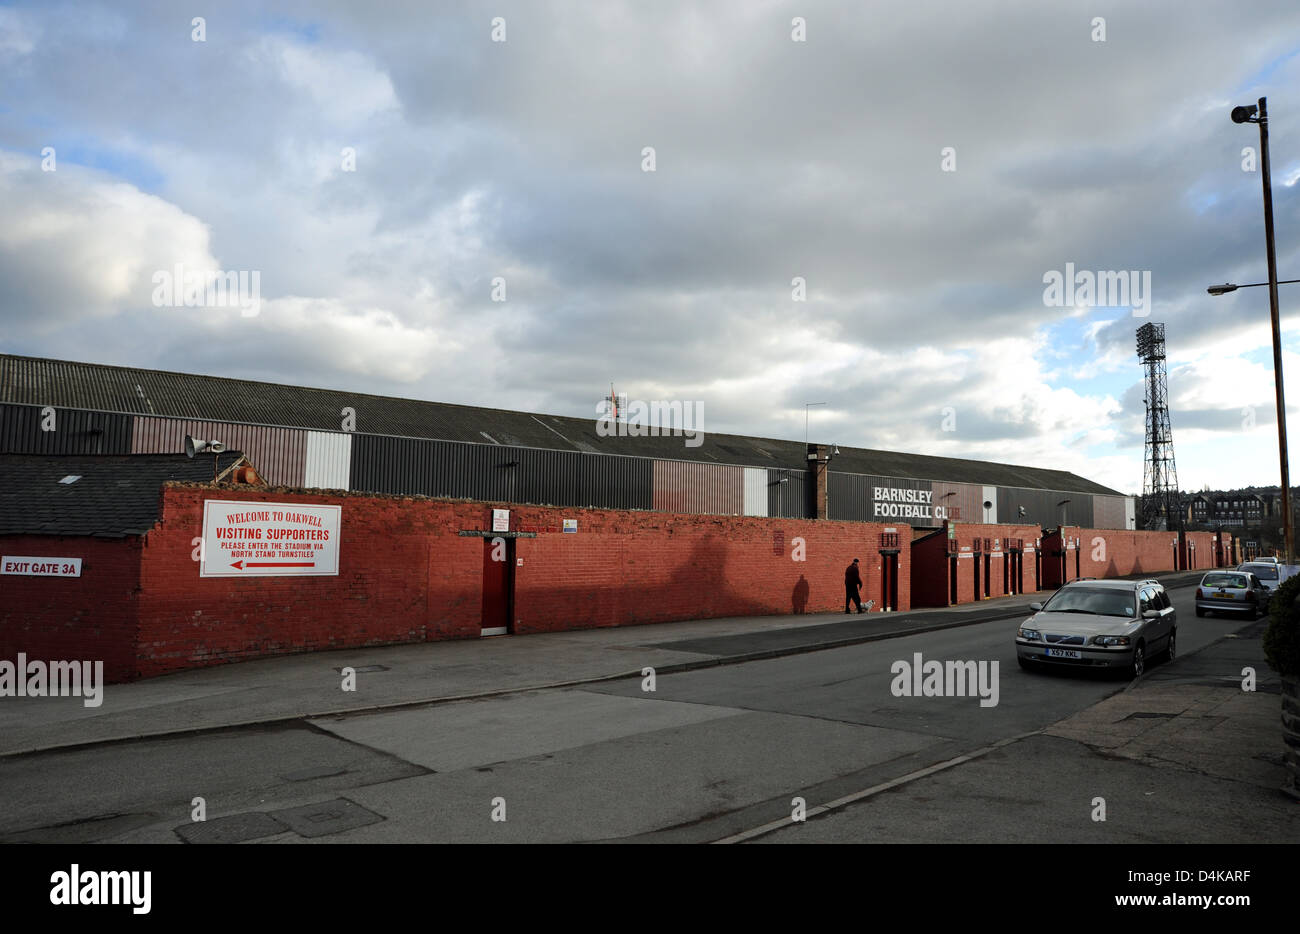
<box><xmin>792</xmin><ymin>575</ymin><xmax>809</xmax><ymax>614</ymax></box>
<box><xmin>522</xmin><ymin>533</ymin><xmax>876</xmax><ymax>631</ymax></box>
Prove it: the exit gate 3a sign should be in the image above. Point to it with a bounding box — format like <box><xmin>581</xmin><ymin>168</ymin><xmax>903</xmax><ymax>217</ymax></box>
<box><xmin>200</xmin><ymin>500</ymin><xmax>341</xmax><ymax>577</ymax></box>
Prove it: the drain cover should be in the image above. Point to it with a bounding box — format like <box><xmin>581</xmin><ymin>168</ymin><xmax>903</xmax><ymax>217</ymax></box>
<box><xmin>269</xmin><ymin>798</ymin><xmax>383</xmax><ymax>838</ymax></box>
<box><xmin>1123</xmin><ymin>711</ymin><xmax>1178</xmax><ymax>720</ymax></box>
<box><xmin>176</xmin><ymin>811</ymin><xmax>289</xmax><ymax>844</ymax></box>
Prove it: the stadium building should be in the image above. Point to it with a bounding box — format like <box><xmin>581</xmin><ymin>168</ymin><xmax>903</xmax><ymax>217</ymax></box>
<box><xmin>0</xmin><ymin>354</ymin><xmax>1135</xmax><ymax>528</ymax></box>
<box><xmin>3</xmin><ymin>354</ymin><xmax>1230</xmax><ymax>685</ymax></box>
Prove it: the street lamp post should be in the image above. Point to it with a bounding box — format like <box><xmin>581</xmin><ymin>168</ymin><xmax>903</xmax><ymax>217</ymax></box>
<box><xmin>1228</xmin><ymin>97</ymin><xmax>1293</xmax><ymax>565</ymax></box>
<box><xmin>1207</xmin><ymin>278</ymin><xmax>1300</xmax><ymax>295</ymax></box>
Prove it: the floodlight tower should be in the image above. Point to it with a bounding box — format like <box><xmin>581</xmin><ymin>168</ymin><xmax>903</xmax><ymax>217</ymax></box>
<box><xmin>1136</xmin><ymin>323</ymin><xmax>1181</xmax><ymax>531</ymax></box>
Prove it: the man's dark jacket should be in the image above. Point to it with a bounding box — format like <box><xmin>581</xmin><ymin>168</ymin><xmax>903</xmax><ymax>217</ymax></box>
<box><xmin>845</xmin><ymin>563</ymin><xmax>862</xmax><ymax>589</ymax></box>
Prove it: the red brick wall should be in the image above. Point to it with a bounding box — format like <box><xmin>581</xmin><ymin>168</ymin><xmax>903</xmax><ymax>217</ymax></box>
<box><xmin>511</xmin><ymin>507</ymin><xmax>907</xmax><ymax>631</ymax></box>
<box><xmin>124</xmin><ymin>485</ymin><xmax>909</xmax><ymax>679</ymax></box>
<box><xmin>1217</xmin><ymin>533</ymin><xmax>1239</xmax><ymax>567</ymax></box>
<box><xmin>136</xmin><ymin>486</ymin><xmax>484</xmax><ymax>679</ymax></box>
<box><xmin>1179</xmin><ymin>531</ymin><xmax>1217</xmax><ymax>571</ymax></box>
<box><xmin>909</xmin><ymin>523</ymin><xmax>1042</xmax><ymax>607</ymax></box>
<box><xmin>0</xmin><ymin>535</ymin><xmax>142</xmax><ymax>682</ymax></box>
<box><xmin>1043</xmin><ymin>527</ymin><xmax>1181</xmax><ymax>586</ymax></box>
<box><xmin>947</xmin><ymin>523</ymin><xmax>1042</xmax><ymax>605</ymax></box>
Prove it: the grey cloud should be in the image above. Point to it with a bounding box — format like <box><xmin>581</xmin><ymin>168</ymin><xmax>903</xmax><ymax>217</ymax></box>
<box><xmin>4</xmin><ymin>0</ymin><xmax>1300</xmax><ymax>493</ymax></box>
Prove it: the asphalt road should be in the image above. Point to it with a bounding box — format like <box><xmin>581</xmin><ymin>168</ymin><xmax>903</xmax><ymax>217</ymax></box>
<box><xmin>0</xmin><ymin>582</ymin><xmax>1270</xmax><ymax>844</ymax></box>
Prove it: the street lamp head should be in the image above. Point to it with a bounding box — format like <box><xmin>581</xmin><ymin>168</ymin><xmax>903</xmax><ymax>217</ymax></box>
<box><xmin>1207</xmin><ymin>283</ymin><xmax>1238</xmax><ymax>296</ymax></box>
<box><xmin>1231</xmin><ymin>104</ymin><xmax>1258</xmax><ymax>124</ymax></box>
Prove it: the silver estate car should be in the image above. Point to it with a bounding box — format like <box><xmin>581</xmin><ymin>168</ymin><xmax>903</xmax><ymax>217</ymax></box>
<box><xmin>1016</xmin><ymin>578</ymin><xmax>1176</xmax><ymax>678</ymax></box>
<box><xmin>1196</xmin><ymin>570</ymin><xmax>1270</xmax><ymax>618</ymax></box>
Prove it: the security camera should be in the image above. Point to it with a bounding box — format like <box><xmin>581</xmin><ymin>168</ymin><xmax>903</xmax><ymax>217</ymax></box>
<box><xmin>1231</xmin><ymin>104</ymin><xmax>1258</xmax><ymax>124</ymax></box>
<box><xmin>832</xmin><ymin>444</ymin><xmax>840</xmax><ymax>456</ymax></box>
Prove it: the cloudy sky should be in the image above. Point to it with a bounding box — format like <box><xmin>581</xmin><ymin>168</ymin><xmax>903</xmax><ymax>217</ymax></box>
<box><xmin>2</xmin><ymin>0</ymin><xmax>1299</xmax><ymax>495</ymax></box>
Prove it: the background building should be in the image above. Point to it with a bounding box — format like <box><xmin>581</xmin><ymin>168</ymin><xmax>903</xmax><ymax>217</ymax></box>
<box><xmin>1183</xmin><ymin>486</ymin><xmax>1294</xmax><ymax>557</ymax></box>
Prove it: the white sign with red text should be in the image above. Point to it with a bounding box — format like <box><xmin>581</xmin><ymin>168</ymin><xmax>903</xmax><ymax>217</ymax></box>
<box><xmin>200</xmin><ymin>501</ymin><xmax>341</xmax><ymax>577</ymax></box>
<box><xmin>2</xmin><ymin>556</ymin><xmax>81</xmax><ymax>577</ymax></box>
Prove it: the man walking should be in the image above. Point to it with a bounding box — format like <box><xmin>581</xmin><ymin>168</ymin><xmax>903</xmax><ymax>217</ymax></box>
<box><xmin>845</xmin><ymin>558</ymin><xmax>865</xmax><ymax>613</ymax></box>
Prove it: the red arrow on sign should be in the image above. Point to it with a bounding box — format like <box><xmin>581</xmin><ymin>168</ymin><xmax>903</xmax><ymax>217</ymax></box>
<box><xmin>229</xmin><ymin>560</ymin><xmax>316</xmax><ymax>569</ymax></box>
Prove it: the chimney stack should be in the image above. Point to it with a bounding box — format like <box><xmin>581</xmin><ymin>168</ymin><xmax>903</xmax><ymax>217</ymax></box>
<box><xmin>806</xmin><ymin>443</ymin><xmax>829</xmax><ymax>519</ymax></box>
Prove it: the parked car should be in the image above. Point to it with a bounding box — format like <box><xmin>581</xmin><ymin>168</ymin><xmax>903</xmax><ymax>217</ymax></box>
<box><xmin>1238</xmin><ymin>562</ymin><xmax>1280</xmax><ymax>606</ymax></box>
<box><xmin>1196</xmin><ymin>570</ymin><xmax>1270</xmax><ymax>618</ymax></box>
<box><xmin>1016</xmin><ymin>578</ymin><xmax>1176</xmax><ymax>678</ymax></box>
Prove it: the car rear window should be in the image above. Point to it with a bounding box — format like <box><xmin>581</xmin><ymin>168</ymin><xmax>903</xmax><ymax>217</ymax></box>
<box><xmin>1242</xmin><ymin>565</ymin><xmax>1279</xmax><ymax>579</ymax></box>
<box><xmin>1203</xmin><ymin>573</ymin><xmax>1247</xmax><ymax>589</ymax></box>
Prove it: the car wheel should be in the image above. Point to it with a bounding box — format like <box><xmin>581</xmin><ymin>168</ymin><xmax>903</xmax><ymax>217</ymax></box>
<box><xmin>1017</xmin><ymin>656</ymin><xmax>1035</xmax><ymax>671</ymax></box>
<box><xmin>1164</xmin><ymin>628</ymin><xmax>1176</xmax><ymax>663</ymax></box>
<box><xmin>1129</xmin><ymin>642</ymin><xmax>1146</xmax><ymax>679</ymax></box>
<box><xmin>1195</xmin><ymin>606</ymin><xmax>1205</xmax><ymax>618</ymax></box>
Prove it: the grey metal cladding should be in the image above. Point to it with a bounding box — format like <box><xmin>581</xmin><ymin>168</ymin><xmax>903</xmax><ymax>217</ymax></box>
<box><xmin>348</xmin><ymin>435</ymin><xmax>652</xmax><ymax>509</ymax></box>
<box><xmin>828</xmin><ymin>473</ymin><xmax>934</xmax><ymax>523</ymax></box>
<box><xmin>0</xmin><ymin>403</ymin><xmax>132</xmax><ymax>455</ymax></box>
<box><xmin>995</xmin><ymin>487</ymin><xmax>1095</xmax><ymax>528</ymax></box>
<box><xmin>828</xmin><ymin>472</ymin><xmax>871</xmax><ymax>522</ymax></box>
<box><xmin>651</xmin><ymin>460</ymin><xmax>744</xmax><ymax>515</ymax></box>
<box><xmin>767</xmin><ymin>468</ymin><xmax>807</xmax><ymax>518</ymax></box>
<box><xmin>1092</xmin><ymin>494</ymin><xmax>1127</xmax><ymax>529</ymax></box>
<box><xmin>582</xmin><ymin>452</ymin><xmax>653</xmax><ymax>510</ymax></box>
<box><xmin>928</xmin><ymin>480</ymin><xmax>984</xmax><ymax>524</ymax></box>
<box><xmin>130</xmin><ymin>416</ymin><xmax>306</xmax><ymax>488</ymax></box>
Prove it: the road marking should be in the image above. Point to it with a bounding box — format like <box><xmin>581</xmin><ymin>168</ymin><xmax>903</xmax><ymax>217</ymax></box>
<box><xmin>710</xmin><ymin>730</ymin><xmax>1042</xmax><ymax>844</ymax></box>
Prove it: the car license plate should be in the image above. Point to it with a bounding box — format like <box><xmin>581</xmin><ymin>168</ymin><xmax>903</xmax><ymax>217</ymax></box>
<box><xmin>1045</xmin><ymin>648</ymin><xmax>1081</xmax><ymax>659</ymax></box>
<box><xmin>1214</xmin><ymin>591</ymin><xmax>1233</xmax><ymax>599</ymax></box>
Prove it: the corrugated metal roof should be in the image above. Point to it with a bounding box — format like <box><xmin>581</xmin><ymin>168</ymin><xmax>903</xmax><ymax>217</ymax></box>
<box><xmin>0</xmin><ymin>452</ymin><xmax>247</xmax><ymax>537</ymax></box>
<box><xmin>0</xmin><ymin>354</ymin><xmax>1123</xmax><ymax>496</ymax></box>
